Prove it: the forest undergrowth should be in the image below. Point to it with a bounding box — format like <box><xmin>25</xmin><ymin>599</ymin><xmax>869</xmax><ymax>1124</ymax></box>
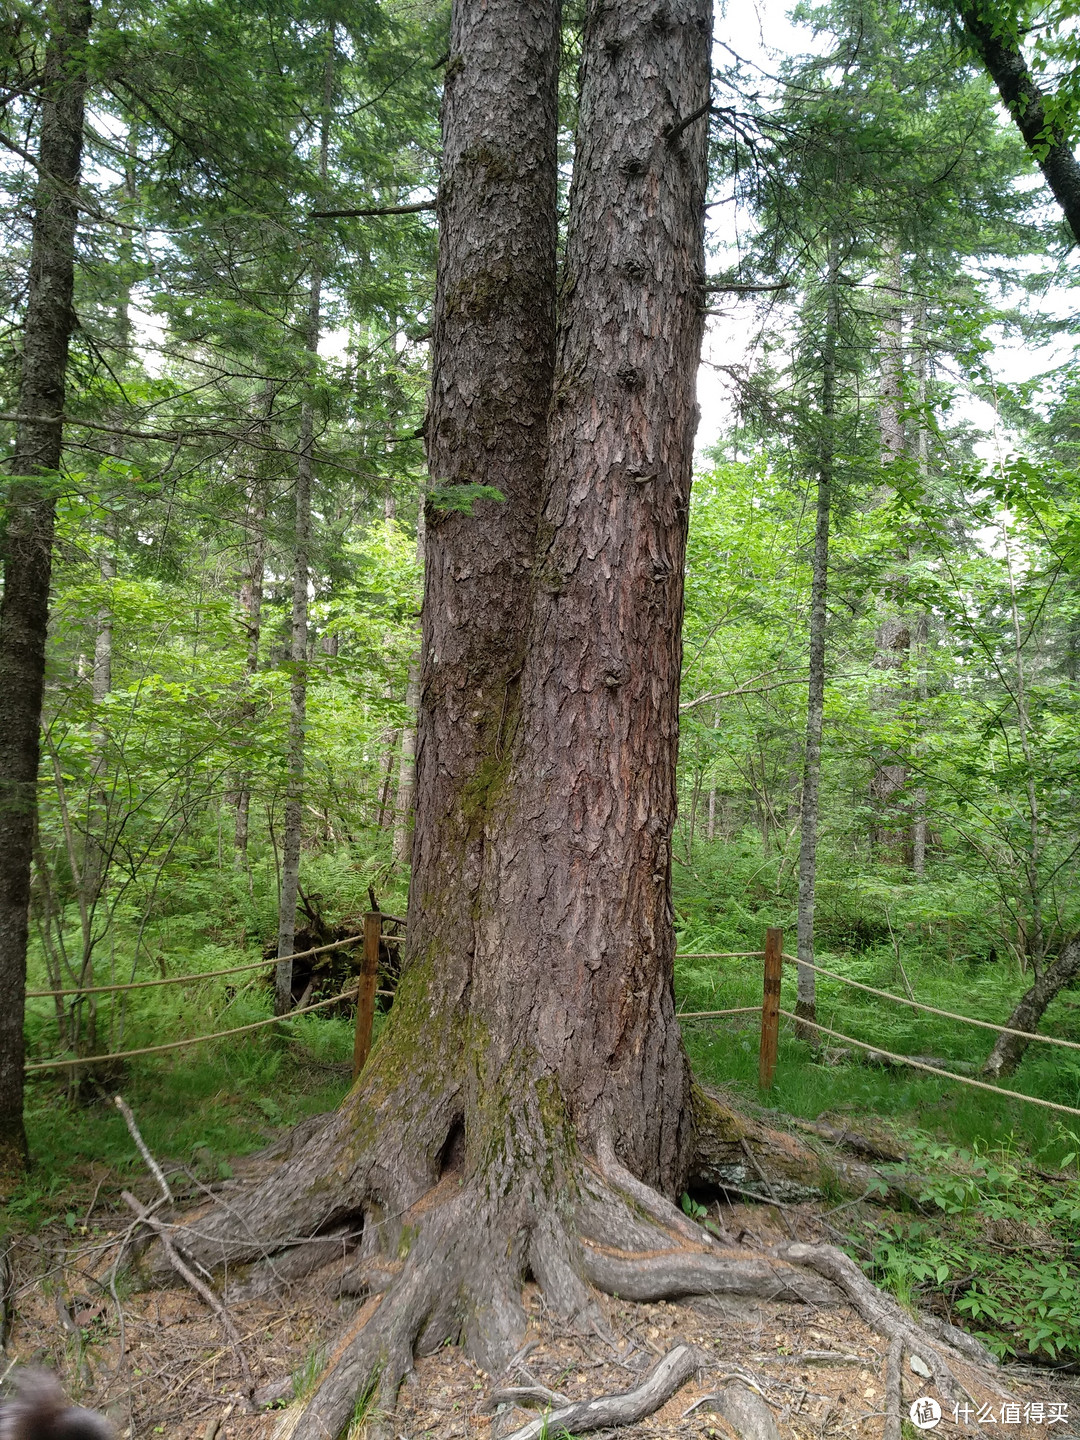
<box><xmin>7</xmin><ymin>834</ymin><xmax>1080</xmax><ymax>1376</ymax></box>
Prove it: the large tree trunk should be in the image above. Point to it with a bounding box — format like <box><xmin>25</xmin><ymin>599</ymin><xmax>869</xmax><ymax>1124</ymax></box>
<box><xmin>140</xmin><ymin>13</ymin><xmax>1003</xmax><ymax>1432</ymax></box>
<box><xmin>795</xmin><ymin>239</ymin><xmax>840</xmax><ymax>1038</ymax></box>
<box><xmin>468</xmin><ymin>0</ymin><xmax>712</xmax><ymax>1188</ymax></box>
<box><xmin>0</xmin><ymin>0</ymin><xmax>92</xmax><ymax>1176</ymax></box>
<box><xmin>401</xmin><ymin>0</ymin><xmax>560</xmax><ymax>1048</ymax></box>
<box><xmin>983</xmin><ymin>938</ymin><xmax>1080</xmax><ymax>1078</ymax></box>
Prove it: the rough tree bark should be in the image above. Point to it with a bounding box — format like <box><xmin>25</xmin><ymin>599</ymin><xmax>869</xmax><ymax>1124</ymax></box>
<box><xmin>795</xmin><ymin>239</ymin><xmax>841</xmax><ymax>1038</ymax></box>
<box><xmin>464</xmin><ymin>0</ymin><xmax>716</xmax><ymax>1190</ymax></box>
<box><xmin>983</xmin><ymin>937</ymin><xmax>1080</xmax><ymax>1077</ymax></box>
<box><xmin>133</xmin><ymin>7</ymin><xmax>996</xmax><ymax>1435</ymax></box>
<box><xmin>0</xmin><ymin>0</ymin><xmax>92</xmax><ymax>1176</ymax></box>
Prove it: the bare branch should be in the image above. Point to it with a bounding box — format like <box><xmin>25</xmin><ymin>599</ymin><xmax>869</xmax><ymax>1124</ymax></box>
<box><xmin>310</xmin><ymin>200</ymin><xmax>436</xmax><ymax>218</ymax></box>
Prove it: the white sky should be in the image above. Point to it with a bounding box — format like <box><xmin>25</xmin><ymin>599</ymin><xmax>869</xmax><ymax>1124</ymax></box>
<box><xmin>696</xmin><ymin>0</ymin><xmax>1080</xmax><ymax>464</ymax></box>
<box><xmin>126</xmin><ymin>0</ymin><xmax>1076</xmax><ymax>463</ymax></box>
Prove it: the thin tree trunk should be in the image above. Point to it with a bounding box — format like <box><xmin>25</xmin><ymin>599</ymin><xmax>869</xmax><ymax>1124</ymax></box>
<box><xmin>870</xmin><ymin>244</ymin><xmax>911</xmax><ymax>861</ymax></box>
<box><xmin>983</xmin><ymin>938</ymin><xmax>1080</xmax><ymax>1078</ymax></box>
<box><xmin>685</xmin><ymin>771</ymin><xmax>703</xmax><ymax>860</ymax></box>
<box><xmin>1001</xmin><ymin>515</ymin><xmax>1044</xmax><ymax>968</ymax></box>
<box><xmin>393</xmin><ymin>504</ymin><xmax>425</xmax><ymax>865</ymax></box>
<box><xmin>234</xmin><ymin>401</ymin><xmax>270</xmax><ymax>861</ymax></box>
<box><xmin>911</xmin><ymin>296</ymin><xmax>929</xmax><ymax>878</ymax></box>
<box><xmin>707</xmin><ymin>783</ymin><xmax>716</xmax><ymax>842</ymax></box>
<box><xmin>233</xmin><ymin>485</ymin><xmax>266</xmax><ymax>859</ymax></box>
<box><xmin>957</xmin><ymin>1</ymin><xmax>1080</xmax><ymax>244</ymax></box>
<box><xmin>0</xmin><ymin>0</ymin><xmax>92</xmax><ymax>1173</ymax></box>
<box><xmin>276</xmin><ymin>35</ymin><xmax>332</xmax><ymax>1016</ymax></box>
<box><xmin>877</xmin><ymin>246</ymin><xmax>904</xmax><ymax>463</ymax></box>
<box><xmin>795</xmin><ymin>238</ymin><xmax>841</xmax><ymax>1040</ymax></box>
<box><xmin>375</xmin><ymin>721</ymin><xmax>398</xmax><ymax>828</ymax></box>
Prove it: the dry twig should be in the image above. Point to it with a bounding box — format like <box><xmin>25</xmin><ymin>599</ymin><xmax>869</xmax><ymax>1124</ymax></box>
<box><xmin>121</xmin><ymin>1191</ymin><xmax>253</xmax><ymax>1393</ymax></box>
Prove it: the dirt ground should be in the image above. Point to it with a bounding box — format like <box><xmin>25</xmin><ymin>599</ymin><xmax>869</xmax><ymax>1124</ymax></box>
<box><xmin>3</xmin><ymin>1176</ymin><xmax>1079</xmax><ymax>1440</ymax></box>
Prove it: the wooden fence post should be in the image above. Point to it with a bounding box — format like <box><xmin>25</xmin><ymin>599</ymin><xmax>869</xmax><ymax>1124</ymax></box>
<box><xmin>759</xmin><ymin>927</ymin><xmax>782</xmax><ymax>1090</ymax></box>
<box><xmin>353</xmin><ymin>911</ymin><xmax>381</xmax><ymax>1080</ymax></box>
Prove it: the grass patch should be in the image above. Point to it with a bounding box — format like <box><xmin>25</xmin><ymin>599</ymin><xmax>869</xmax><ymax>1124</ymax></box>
<box><xmin>6</xmin><ymin>1013</ymin><xmax>361</xmax><ymax>1232</ymax></box>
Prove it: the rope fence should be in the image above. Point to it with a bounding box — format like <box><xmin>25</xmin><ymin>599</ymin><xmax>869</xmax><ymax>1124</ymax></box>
<box><xmin>26</xmin><ymin>984</ymin><xmax>363</xmax><ymax>1072</ymax></box>
<box><xmin>26</xmin><ymin>912</ymin><xmax>398</xmax><ymax>1082</ymax></box>
<box><xmin>776</xmin><ymin>1008</ymin><xmax>1080</xmax><ymax>1121</ymax></box>
<box><xmin>26</xmin><ymin>929</ymin><xmax>403</xmax><ymax>1000</ymax></box>
<box><xmin>673</xmin><ymin>927</ymin><xmax>1080</xmax><ymax>1122</ymax></box>
<box><xmin>24</xmin><ymin>919</ymin><xmax>1080</xmax><ymax>1121</ymax></box>
<box><xmin>676</xmin><ymin>1006</ymin><xmax>761</xmax><ymax>1019</ymax></box>
<box><xmin>676</xmin><ymin>952</ymin><xmax>763</xmax><ymax>959</ymax></box>
<box><xmin>780</xmin><ymin>953</ymin><xmax>1080</xmax><ymax>1055</ymax></box>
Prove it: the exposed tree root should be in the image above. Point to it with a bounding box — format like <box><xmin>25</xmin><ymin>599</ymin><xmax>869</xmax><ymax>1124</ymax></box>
<box><xmin>883</xmin><ymin>1334</ymin><xmax>904</xmax><ymax>1440</ymax></box>
<box><xmin>700</xmin><ymin>1380</ymin><xmax>781</xmax><ymax>1440</ymax></box>
<box><xmin>128</xmin><ymin>1087</ymin><xmax>1015</xmax><ymax>1440</ymax></box>
<box><xmin>577</xmin><ymin>1239</ymin><xmax>838</xmax><ymax>1305</ymax></box>
<box><xmin>501</xmin><ymin>1344</ymin><xmax>708</xmax><ymax>1440</ymax></box>
<box><xmin>777</xmin><ymin>1243</ymin><xmax>1008</xmax><ymax>1403</ymax></box>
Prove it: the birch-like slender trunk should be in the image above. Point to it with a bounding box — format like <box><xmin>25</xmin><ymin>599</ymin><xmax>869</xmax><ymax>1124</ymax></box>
<box><xmin>870</xmin><ymin>244</ymin><xmax>911</xmax><ymax>861</ymax></box>
<box><xmin>276</xmin><ymin>35</ymin><xmax>332</xmax><ymax>1015</ymax></box>
<box><xmin>1002</xmin><ymin>516</ymin><xmax>1044</xmax><ymax>970</ymax></box>
<box><xmin>795</xmin><ymin>239</ymin><xmax>841</xmax><ymax>1039</ymax></box>
<box><xmin>234</xmin><ymin>436</ymin><xmax>269</xmax><ymax>860</ymax></box>
<box><xmin>911</xmin><ymin>296</ymin><xmax>930</xmax><ymax>878</ymax></box>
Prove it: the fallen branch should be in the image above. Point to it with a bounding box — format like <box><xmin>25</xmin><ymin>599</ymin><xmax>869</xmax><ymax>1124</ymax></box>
<box><xmin>121</xmin><ymin>1191</ymin><xmax>253</xmax><ymax>1393</ymax></box>
<box><xmin>502</xmin><ymin>1345</ymin><xmax>707</xmax><ymax>1440</ymax></box>
<box><xmin>115</xmin><ymin>1095</ymin><xmax>173</xmax><ymax>1202</ymax></box>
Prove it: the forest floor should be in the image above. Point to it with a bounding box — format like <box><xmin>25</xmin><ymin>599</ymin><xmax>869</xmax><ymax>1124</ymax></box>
<box><xmin>3</xmin><ymin>1128</ymin><xmax>1079</xmax><ymax>1440</ymax></box>
<box><xmin>8</xmin><ymin>879</ymin><xmax>1080</xmax><ymax>1440</ymax></box>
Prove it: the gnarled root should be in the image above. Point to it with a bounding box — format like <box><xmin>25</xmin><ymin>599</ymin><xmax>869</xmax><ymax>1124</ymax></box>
<box><xmin>777</xmin><ymin>1243</ymin><xmax>1009</xmax><ymax>1404</ymax></box>
<box><xmin>502</xmin><ymin>1344</ymin><xmax>708</xmax><ymax>1440</ymax></box>
<box><xmin>138</xmin><ymin>1105</ymin><xmax>1008</xmax><ymax>1440</ymax></box>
